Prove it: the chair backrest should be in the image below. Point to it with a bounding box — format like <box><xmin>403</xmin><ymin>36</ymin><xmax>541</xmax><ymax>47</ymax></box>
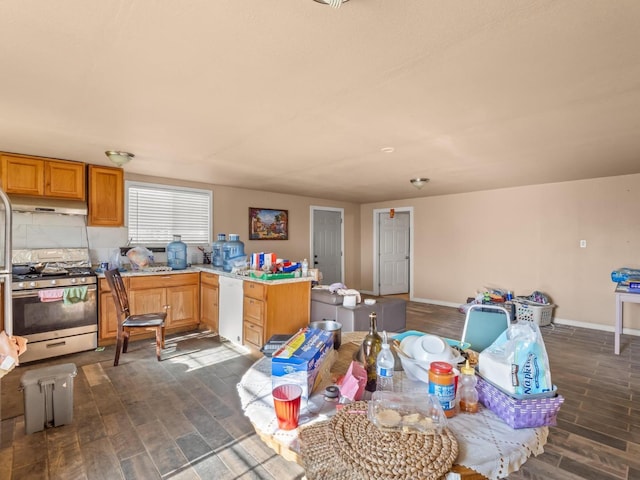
<box><xmin>461</xmin><ymin>304</ymin><xmax>511</xmax><ymax>352</ymax></box>
<box><xmin>104</xmin><ymin>269</ymin><xmax>130</xmax><ymax>321</ymax></box>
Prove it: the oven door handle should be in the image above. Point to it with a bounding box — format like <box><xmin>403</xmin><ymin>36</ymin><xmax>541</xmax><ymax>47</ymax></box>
<box><xmin>12</xmin><ymin>284</ymin><xmax>97</xmax><ymax>299</ymax></box>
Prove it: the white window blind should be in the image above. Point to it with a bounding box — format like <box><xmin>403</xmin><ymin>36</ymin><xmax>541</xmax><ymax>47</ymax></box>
<box><xmin>126</xmin><ymin>181</ymin><xmax>212</xmax><ymax>245</ymax></box>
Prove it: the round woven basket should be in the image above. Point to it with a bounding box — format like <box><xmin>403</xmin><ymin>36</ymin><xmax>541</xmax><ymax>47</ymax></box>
<box><xmin>299</xmin><ymin>401</ymin><xmax>458</xmax><ymax>480</ymax></box>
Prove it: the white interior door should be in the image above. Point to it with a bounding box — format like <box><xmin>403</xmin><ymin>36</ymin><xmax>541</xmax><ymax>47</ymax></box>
<box><xmin>378</xmin><ymin>211</ymin><xmax>410</xmax><ymax>295</ymax></box>
<box><xmin>311</xmin><ymin>207</ymin><xmax>343</xmax><ymax>285</ymax></box>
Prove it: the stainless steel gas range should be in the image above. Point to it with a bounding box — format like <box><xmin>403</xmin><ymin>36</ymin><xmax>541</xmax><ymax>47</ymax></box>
<box><xmin>10</xmin><ymin>248</ymin><xmax>98</xmax><ymax>363</ymax></box>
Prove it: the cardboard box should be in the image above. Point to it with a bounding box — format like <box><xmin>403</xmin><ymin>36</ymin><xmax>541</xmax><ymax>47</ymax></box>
<box><xmin>272</xmin><ymin>327</ymin><xmax>333</xmax><ymax>401</ymax></box>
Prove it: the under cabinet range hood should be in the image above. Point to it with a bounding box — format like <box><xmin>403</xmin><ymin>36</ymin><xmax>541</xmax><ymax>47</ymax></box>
<box><xmin>9</xmin><ymin>195</ymin><xmax>88</xmax><ymax>215</ymax></box>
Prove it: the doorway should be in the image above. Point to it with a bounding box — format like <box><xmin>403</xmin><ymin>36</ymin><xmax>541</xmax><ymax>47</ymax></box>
<box><xmin>310</xmin><ymin>207</ymin><xmax>344</xmax><ymax>285</ymax></box>
<box><xmin>373</xmin><ymin>208</ymin><xmax>413</xmax><ymax>297</ymax></box>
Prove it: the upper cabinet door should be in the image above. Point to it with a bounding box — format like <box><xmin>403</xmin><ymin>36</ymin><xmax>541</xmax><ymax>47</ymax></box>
<box><xmin>88</xmin><ymin>165</ymin><xmax>124</xmax><ymax>227</ymax></box>
<box><xmin>1</xmin><ymin>154</ymin><xmax>45</xmax><ymax>196</ymax></box>
<box><xmin>45</xmin><ymin>160</ymin><xmax>86</xmax><ymax>200</ymax></box>
<box><xmin>1</xmin><ymin>153</ymin><xmax>86</xmax><ymax>200</ymax></box>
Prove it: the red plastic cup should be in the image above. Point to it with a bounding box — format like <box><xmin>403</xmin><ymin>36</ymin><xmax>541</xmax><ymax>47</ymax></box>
<box><xmin>272</xmin><ymin>384</ymin><xmax>302</xmax><ymax>430</ymax></box>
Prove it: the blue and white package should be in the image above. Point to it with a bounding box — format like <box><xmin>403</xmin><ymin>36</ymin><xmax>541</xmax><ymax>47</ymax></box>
<box><xmin>611</xmin><ymin>268</ymin><xmax>640</xmax><ymax>283</ymax></box>
<box><xmin>479</xmin><ymin>321</ymin><xmax>553</xmax><ymax>396</ymax></box>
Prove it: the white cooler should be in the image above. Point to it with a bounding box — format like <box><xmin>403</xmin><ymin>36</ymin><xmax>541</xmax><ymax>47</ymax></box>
<box><xmin>20</xmin><ymin>363</ymin><xmax>77</xmax><ymax>434</ymax></box>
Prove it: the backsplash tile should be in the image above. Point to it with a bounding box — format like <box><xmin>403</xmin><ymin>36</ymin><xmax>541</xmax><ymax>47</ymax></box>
<box><xmin>11</xmin><ymin>212</ymin><xmax>211</xmax><ymax>268</ymax></box>
<box><xmin>12</xmin><ymin>212</ymin><xmax>88</xmax><ymax>249</ymax></box>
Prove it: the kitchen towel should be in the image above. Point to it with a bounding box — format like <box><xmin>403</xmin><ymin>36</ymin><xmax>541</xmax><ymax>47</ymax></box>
<box><xmin>38</xmin><ymin>289</ymin><xmax>64</xmax><ymax>303</ymax></box>
<box><xmin>63</xmin><ymin>286</ymin><xmax>89</xmax><ymax>305</ymax></box>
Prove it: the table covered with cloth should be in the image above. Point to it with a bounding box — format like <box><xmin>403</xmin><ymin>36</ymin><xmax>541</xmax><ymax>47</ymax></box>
<box><xmin>237</xmin><ymin>332</ymin><xmax>548</xmax><ymax>480</ymax></box>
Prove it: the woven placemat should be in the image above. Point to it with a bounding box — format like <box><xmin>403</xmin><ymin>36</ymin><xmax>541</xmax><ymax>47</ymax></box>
<box><xmin>299</xmin><ymin>401</ymin><xmax>458</xmax><ymax>480</ymax></box>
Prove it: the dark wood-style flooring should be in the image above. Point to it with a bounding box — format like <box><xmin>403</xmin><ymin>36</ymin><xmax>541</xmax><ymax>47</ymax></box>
<box><xmin>1</xmin><ymin>302</ymin><xmax>639</xmax><ymax>480</ymax></box>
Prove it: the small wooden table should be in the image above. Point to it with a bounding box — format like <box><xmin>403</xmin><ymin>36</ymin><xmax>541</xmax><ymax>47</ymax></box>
<box><xmin>614</xmin><ymin>285</ymin><xmax>640</xmax><ymax>354</ymax></box>
<box><xmin>238</xmin><ymin>332</ymin><xmax>547</xmax><ymax>480</ymax></box>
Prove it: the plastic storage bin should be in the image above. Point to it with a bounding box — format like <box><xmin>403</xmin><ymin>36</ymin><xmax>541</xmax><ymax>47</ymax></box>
<box><xmin>477</xmin><ymin>376</ymin><xmax>564</xmax><ymax>428</ymax></box>
<box><xmin>20</xmin><ymin>363</ymin><xmax>77</xmax><ymax>434</ymax></box>
<box><xmin>514</xmin><ymin>300</ymin><xmax>554</xmax><ymax>326</ymax></box>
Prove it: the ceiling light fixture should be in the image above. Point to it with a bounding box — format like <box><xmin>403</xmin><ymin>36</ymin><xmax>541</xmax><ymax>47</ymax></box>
<box><xmin>313</xmin><ymin>0</ymin><xmax>349</xmax><ymax>7</ymax></box>
<box><xmin>381</xmin><ymin>147</ymin><xmax>395</xmax><ymax>153</ymax></box>
<box><xmin>105</xmin><ymin>150</ymin><xmax>134</xmax><ymax>167</ymax></box>
<box><xmin>410</xmin><ymin>178</ymin><xmax>430</xmax><ymax>190</ymax></box>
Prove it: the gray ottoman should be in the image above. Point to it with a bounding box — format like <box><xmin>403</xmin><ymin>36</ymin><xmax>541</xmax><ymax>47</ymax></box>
<box><xmin>310</xmin><ymin>290</ymin><xmax>344</xmax><ymax>324</ymax></box>
<box><xmin>336</xmin><ymin>298</ymin><xmax>407</xmax><ymax>333</ymax></box>
<box><xmin>311</xmin><ymin>289</ymin><xmax>406</xmax><ymax>333</ymax></box>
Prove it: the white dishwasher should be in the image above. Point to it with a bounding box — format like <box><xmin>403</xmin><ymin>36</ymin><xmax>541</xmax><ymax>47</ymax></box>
<box><xmin>218</xmin><ymin>276</ymin><xmax>244</xmax><ymax>345</ymax></box>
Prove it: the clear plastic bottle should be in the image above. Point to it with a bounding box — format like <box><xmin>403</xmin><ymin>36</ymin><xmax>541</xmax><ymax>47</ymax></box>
<box><xmin>458</xmin><ymin>360</ymin><xmax>479</xmax><ymax>413</ymax></box>
<box><xmin>376</xmin><ymin>331</ymin><xmax>395</xmax><ymax>391</ymax></box>
<box><xmin>301</xmin><ymin>258</ymin><xmax>309</xmax><ymax>277</ymax></box>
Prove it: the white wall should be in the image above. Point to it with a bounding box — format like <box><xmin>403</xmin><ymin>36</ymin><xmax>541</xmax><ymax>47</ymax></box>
<box><xmin>360</xmin><ymin>174</ymin><xmax>640</xmax><ymax>333</ymax></box>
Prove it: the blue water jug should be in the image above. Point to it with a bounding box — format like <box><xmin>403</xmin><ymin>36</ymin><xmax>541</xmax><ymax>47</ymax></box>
<box><xmin>222</xmin><ymin>234</ymin><xmax>246</xmax><ymax>272</ymax></box>
<box><xmin>212</xmin><ymin>233</ymin><xmax>226</xmax><ymax>267</ymax></box>
<box><xmin>167</xmin><ymin>235</ymin><xmax>188</xmax><ymax>270</ymax></box>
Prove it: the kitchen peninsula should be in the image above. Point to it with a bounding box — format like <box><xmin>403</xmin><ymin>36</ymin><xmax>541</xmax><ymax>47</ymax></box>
<box><xmin>97</xmin><ymin>266</ymin><xmax>312</xmax><ymax>351</ymax></box>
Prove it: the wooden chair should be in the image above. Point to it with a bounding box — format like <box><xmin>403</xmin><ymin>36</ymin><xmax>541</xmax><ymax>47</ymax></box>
<box><xmin>461</xmin><ymin>304</ymin><xmax>511</xmax><ymax>352</ymax></box>
<box><xmin>104</xmin><ymin>269</ymin><xmax>167</xmax><ymax>366</ymax></box>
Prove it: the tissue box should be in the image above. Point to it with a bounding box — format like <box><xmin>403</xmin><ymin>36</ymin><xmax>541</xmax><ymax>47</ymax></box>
<box><xmin>272</xmin><ymin>327</ymin><xmax>333</xmax><ymax>401</ymax></box>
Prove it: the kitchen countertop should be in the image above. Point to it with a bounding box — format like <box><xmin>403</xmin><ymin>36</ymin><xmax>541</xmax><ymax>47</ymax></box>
<box><xmin>95</xmin><ymin>264</ymin><xmax>314</xmax><ymax>285</ymax></box>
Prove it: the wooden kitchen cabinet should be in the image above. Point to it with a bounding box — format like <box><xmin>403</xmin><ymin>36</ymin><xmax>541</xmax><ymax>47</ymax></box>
<box><xmin>242</xmin><ymin>280</ymin><xmax>311</xmax><ymax>350</ymax></box>
<box><xmin>45</xmin><ymin>159</ymin><xmax>86</xmax><ymax>199</ymax></box>
<box><xmin>87</xmin><ymin>165</ymin><xmax>124</xmax><ymax>227</ymax></box>
<box><xmin>98</xmin><ymin>273</ymin><xmax>199</xmax><ymax>344</ymax></box>
<box><xmin>1</xmin><ymin>153</ymin><xmax>85</xmax><ymax>200</ymax></box>
<box><xmin>200</xmin><ymin>271</ymin><xmax>219</xmax><ymax>333</ymax></box>
<box><xmin>129</xmin><ymin>273</ymin><xmax>200</xmax><ymax>331</ymax></box>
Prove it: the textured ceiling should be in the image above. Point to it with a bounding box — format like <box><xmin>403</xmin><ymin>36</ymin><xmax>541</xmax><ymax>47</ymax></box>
<box><xmin>1</xmin><ymin>0</ymin><xmax>640</xmax><ymax>203</ymax></box>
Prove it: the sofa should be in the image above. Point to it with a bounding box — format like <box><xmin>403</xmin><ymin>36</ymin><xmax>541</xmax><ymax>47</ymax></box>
<box><xmin>310</xmin><ymin>289</ymin><xmax>406</xmax><ymax>333</ymax></box>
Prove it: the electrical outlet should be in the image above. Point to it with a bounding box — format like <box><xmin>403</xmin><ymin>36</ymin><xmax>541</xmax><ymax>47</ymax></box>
<box><xmin>580</xmin><ymin>240</ymin><xmax>587</xmax><ymax>248</ymax></box>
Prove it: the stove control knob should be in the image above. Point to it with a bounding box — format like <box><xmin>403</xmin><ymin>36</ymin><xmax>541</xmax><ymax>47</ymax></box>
<box><xmin>71</xmin><ymin>278</ymin><xmax>77</xmax><ymax>284</ymax></box>
<box><xmin>50</xmin><ymin>280</ymin><xmax>57</xmax><ymax>285</ymax></box>
<box><xmin>29</xmin><ymin>282</ymin><xmax>36</xmax><ymax>287</ymax></box>
<box><xmin>80</xmin><ymin>277</ymin><xmax>87</xmax><ymax>283</ymax></box>
<box><xmin>18</xmin><ymin>282</ymin><xmax>25</xmax><ymax>288</ymax></box>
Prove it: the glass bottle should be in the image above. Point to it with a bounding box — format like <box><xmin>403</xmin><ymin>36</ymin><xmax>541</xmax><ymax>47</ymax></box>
<box><xmin>361</xmin><ymin>312</ymin><xmax>382</xmax><ymax>392</ymax></box>
<box><xmin>458</xmin><ymin>360</ymin><xmax>479</xmax><ymax>413</ymax></box>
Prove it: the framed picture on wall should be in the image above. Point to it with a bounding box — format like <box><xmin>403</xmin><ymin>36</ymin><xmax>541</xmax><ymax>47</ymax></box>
<box><xmin>249</xmin><ymin>208</ymin><xmax>289</xmax><ymax>240</ymax></box>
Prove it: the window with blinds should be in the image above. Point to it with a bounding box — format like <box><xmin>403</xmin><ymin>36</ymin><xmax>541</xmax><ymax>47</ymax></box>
<box><xmin>126</xmin><ymin>181</ymin><xmax>212</xmax><ymax>245</ymax></box>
